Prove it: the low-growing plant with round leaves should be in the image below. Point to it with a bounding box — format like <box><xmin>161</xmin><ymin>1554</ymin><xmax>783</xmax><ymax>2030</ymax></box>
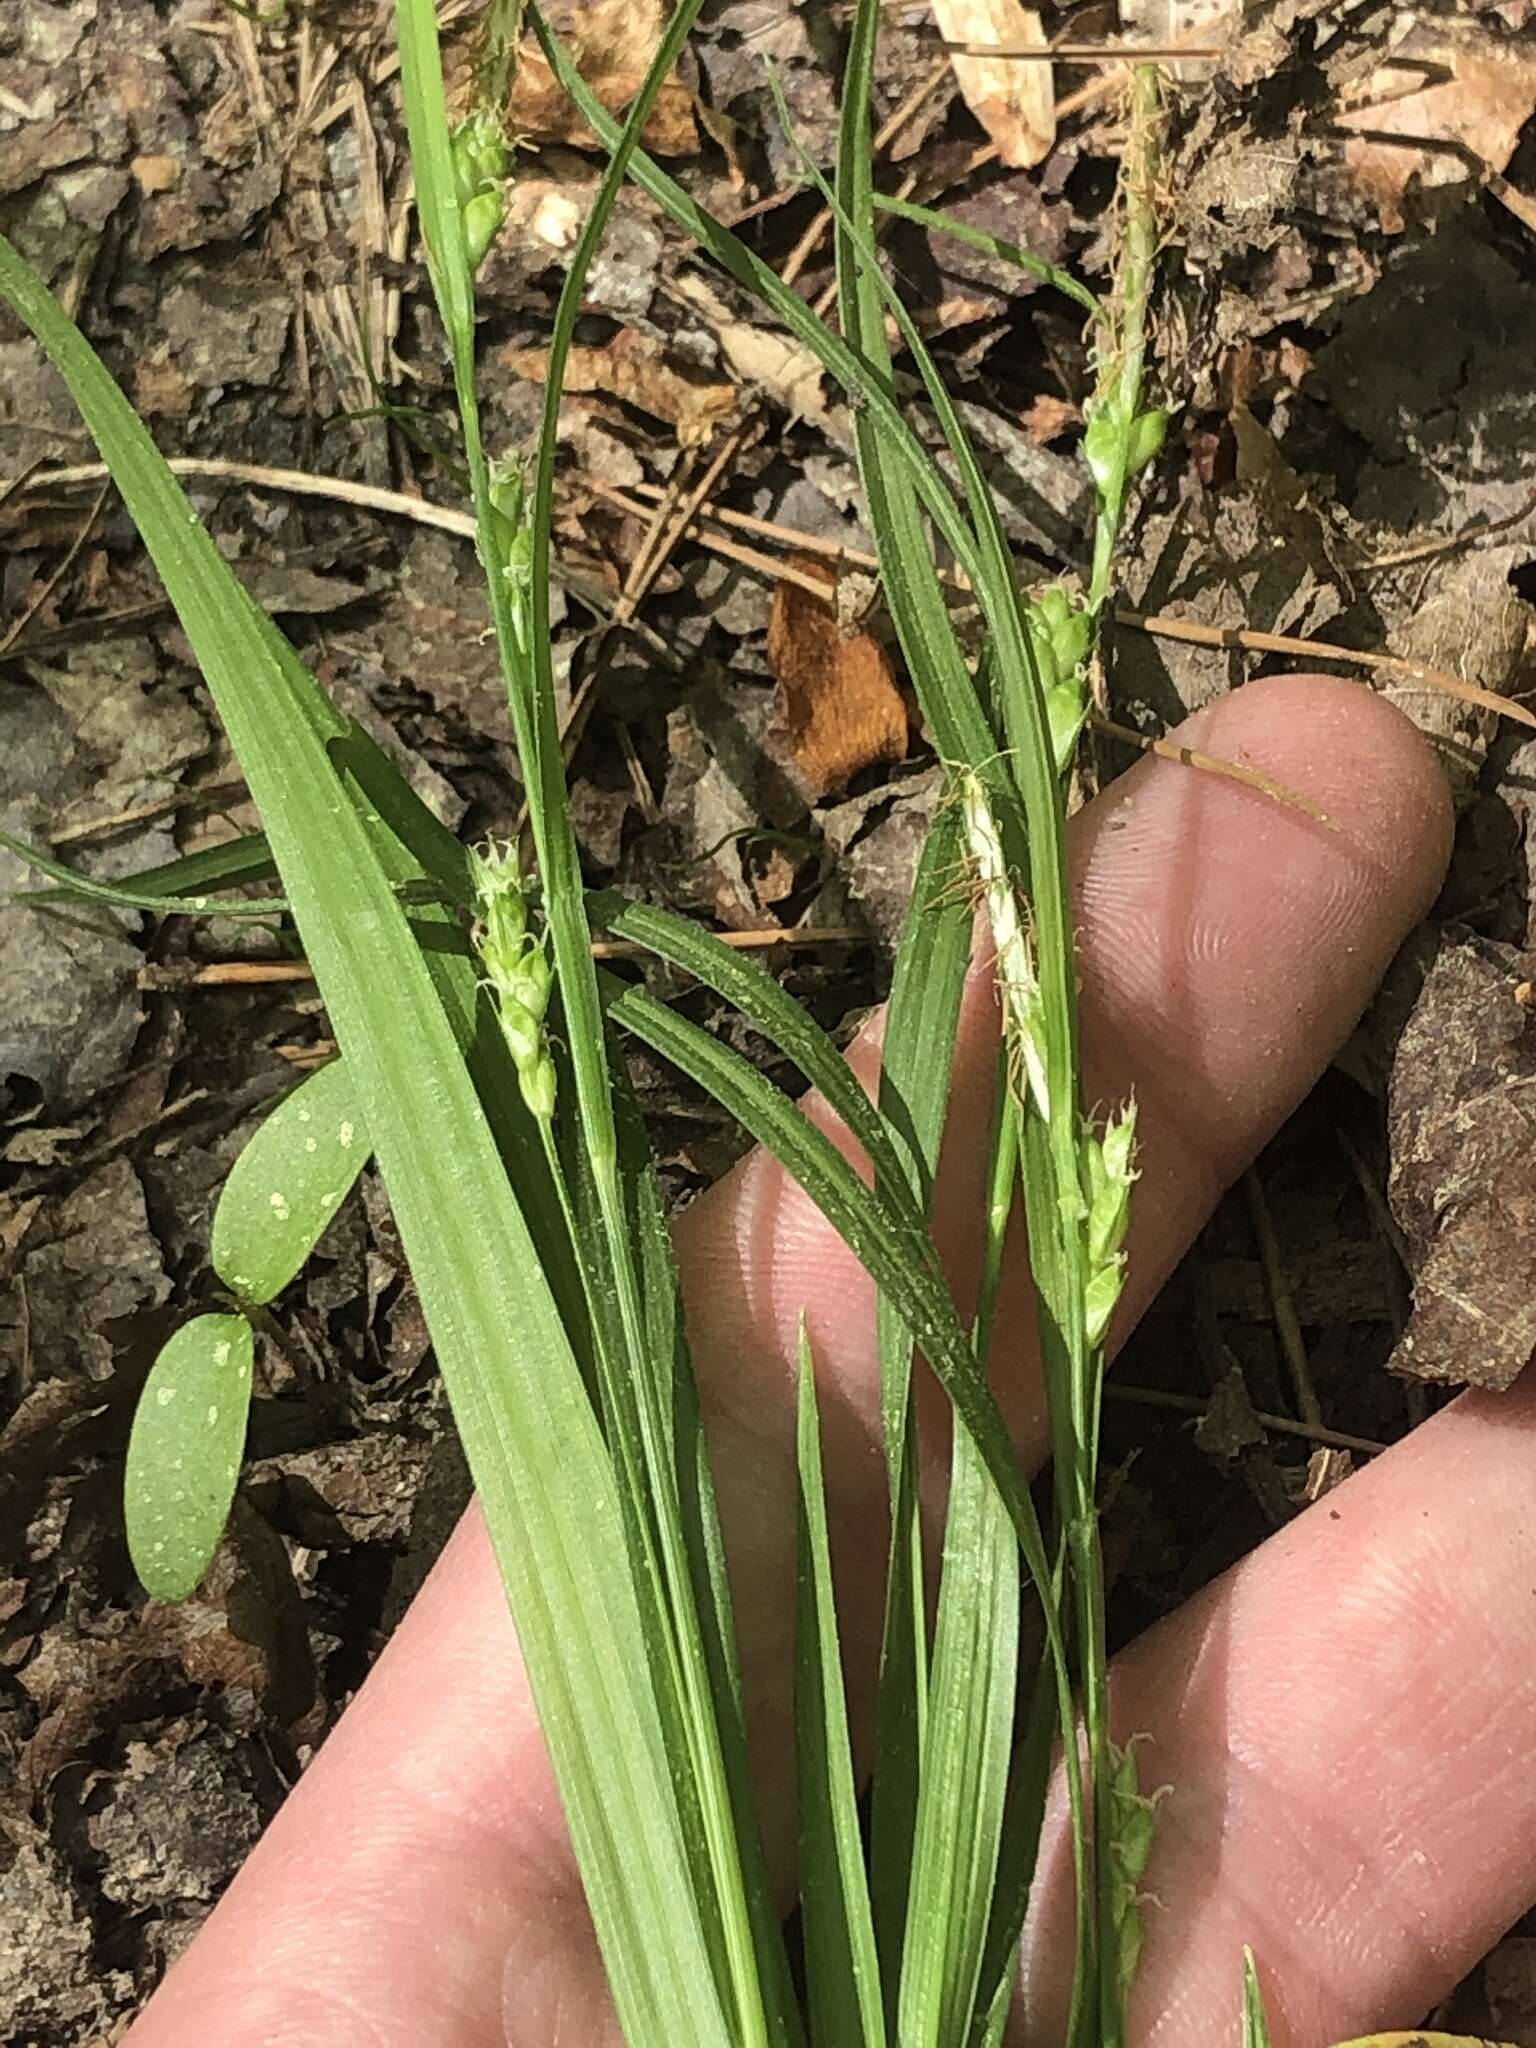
<box><xmin>211</xmin><ymin>1056</ymin><xmax>372</xmax><ymax>1305</ymax></box>
<box><xmin>124</xmin><ymin>1313</ymin><xmax>254</xmax><ymax>1600</ymax></box>
<box><xmin>122</xmin><ymin>1058</ymin><xmax>373</xmax><ymax>1600</ymax></box>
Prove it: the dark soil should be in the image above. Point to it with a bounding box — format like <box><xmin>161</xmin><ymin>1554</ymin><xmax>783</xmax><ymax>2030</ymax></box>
<box><xmin>2</xmin><ymin>0</ymin><xmax>1534</xmax><ymax>2040</ymax></box>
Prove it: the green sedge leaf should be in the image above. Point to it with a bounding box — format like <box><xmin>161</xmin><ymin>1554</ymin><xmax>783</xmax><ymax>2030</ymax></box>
<box><xmin>796</xmin><ymin>1327</ymin><xmax>888</xmax><ymax>2048</ymax></box>
<box><xmin>871</xmin><ymin>808</ymin><xmax>972</xmax><ymax>1462</ymax></box>
<box><xmin>72</xmin><ymin>829</ymin><xmax>276</xmax><ymax>898</ymax></box>
<box><xmin>967</xmin><ymin>1661</ymin><xmax>1058</xmax><ymax>2047</ymax></box>
<box><xmin>589</xmin><ymin>893</ymin><xmax>918</xmax><ymax>1222</ymax></box>
<box><xmin>586</xmin><ymin>1072</ymin><xmax>803</xmax><ymax>2048</ymax></box>
<box><xmin>125</xmin><ymin>1313</ymin><xmax>254</xmax><ymax>1600</ymax></box>
<box><xmin>527</xmin><ymin>5</ymin><xmax>994</xmax><ymax>670</ymax></box>
<box><xmin>900</xmin><ymin>1082</ymin><xmax>1020</xmax><ymax>2048</ymax></box>
<box><xmin>788</xmin><ymin>59</ymin><xmax>1079</xmax><ymax>1106</ymax></box>
<box><xmin>898</xmin><ymin>1428</ymin><xmax>1020</xmax><ymax>2048</ymax></box>
<box><xmin>601</xmin><ymin>973</ymin><xmax>1033</xmax><ymax>1548</ymax></box>
<box><xmin>398</xmin><ymin>2</ymin><xmax>755</xmax><ymax>2037</ymax></box>
<box><xmin>0</xmin><ymin>822</ymin><xmax>286</xmax><ymax>918</ymax></box>
<box><xmin>830</xmin><ymin>18</ymin><xmax>1105</xmax><ymax>2030</ymax></box>
<box><xmin>868</xmin><ymin>805</ymin><xmax>972</xmax><ymax>2000</ymax></box>
<box><xmin>212</xmin><ymin>1058</ymin><xmax>371</xmax><ymax>1306</ymax></box>
<box><xmin>1241</xmin><ymin>1949</ymin><xmax>1274</xmax><ymax>2048</ymax></box>
<box><xmin>871</xmin><ymin>192</ymin><xmax>1099</xmax><ymax>315</ymax></box>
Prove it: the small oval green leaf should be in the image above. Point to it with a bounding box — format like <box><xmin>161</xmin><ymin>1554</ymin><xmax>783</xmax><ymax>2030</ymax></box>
<box><xmin>125</xmin><ymin>1313</ymin><xmax>254</xmax><ymax>1600</ymax></box>
<box><xmin>212</xmin><ymin>1058</ymin><xmax>371</xmax><ymax>1305</ymax></box>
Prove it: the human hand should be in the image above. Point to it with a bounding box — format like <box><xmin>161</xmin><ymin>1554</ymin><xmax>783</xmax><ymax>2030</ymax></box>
<box><xmin>125</xmin><ymin>675</ymin><xmax>1528</xmax><ymax>2048</ymax></box>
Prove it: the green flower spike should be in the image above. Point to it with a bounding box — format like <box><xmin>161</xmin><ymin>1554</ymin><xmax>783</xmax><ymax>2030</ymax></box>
<box><xmin>1081</xmin><ymin>1099</ymin><xmax>1138</xmax><ymax>1346</ymax></box>
<box><xmin>450</xmin><ymin>110</ymin><xmax>509</xmax><ymax>271</ymax></box>
<box><xmin>472</xmin><ymin>840</ymin><xmax>557</xmax><ymax>1120</ymax></box>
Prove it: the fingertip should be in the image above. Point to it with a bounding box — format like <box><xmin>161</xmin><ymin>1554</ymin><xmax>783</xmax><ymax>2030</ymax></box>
<box><xmin>1075</xmin><ymin>674</ymin><xmax>1453</xmax><ymax>1200</ymax></box>
<box><xmin>1177</xmin><ymin>672</ymin><xmax>1454</xmax><ymax>922</ymax></box>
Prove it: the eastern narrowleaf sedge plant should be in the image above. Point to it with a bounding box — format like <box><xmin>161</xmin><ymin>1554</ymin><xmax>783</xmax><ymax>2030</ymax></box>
<box><xmin>2</xmin><ymin>6</ymin><xmax>1351</xmax><ymax>2041</ymax></box>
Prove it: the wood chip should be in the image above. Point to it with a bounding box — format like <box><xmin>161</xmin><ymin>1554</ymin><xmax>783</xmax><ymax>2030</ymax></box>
<box><xmin>767</xmin><ymin>555</ymin><xmax>909</xmax><ymax>800</ymax></box>
<box><xmin>930</xmin><ymin>0</ymin><xmax>1055</xmax><ymax>169</ymax></box>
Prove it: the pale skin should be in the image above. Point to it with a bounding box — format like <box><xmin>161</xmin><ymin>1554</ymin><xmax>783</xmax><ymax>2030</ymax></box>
<box><xmin>125</xmin><ymin>674</ymin><xmax>1536</xmax><ymax>2048</ymax></box>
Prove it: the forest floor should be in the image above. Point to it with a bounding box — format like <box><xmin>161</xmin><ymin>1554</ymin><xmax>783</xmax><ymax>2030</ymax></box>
<box><xmin>1</xmin><ymin>0</ymin><xmax>1535</xmax><ymax>2038</ymax></box>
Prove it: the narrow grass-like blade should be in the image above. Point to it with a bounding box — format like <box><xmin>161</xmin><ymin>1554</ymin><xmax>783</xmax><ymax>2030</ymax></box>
<box><xmin>871</xmin><ymin>193</ymin><xmax>1099</xmax><ymax>314</ymax></box>
<box><xmin>806</xmin><ymin>14</ymin><xmax>1080</xmax><ymax>1155</ymax></box>
<box><xmin>590</xmin><ymin>891</ymin><xmax>918</xmax><ymax>1222</ymax></box>
<box><xmin>125</xmin><ymin>1313</ymin><xmax>254</xmax><ymax>1600</ymax></box>
<box><xmin>0</xmin><ymin>823</ymin><xmax>285</xmax><ymax>917</ymax></box>
<box><xmin>898</xmin><ymin>1073</ymin><xmax>1021</xmax><ymax>2048</ymax></box>
<box><xmin>527</xmin><ymin>6</ymin><xmax>997</xmax><ymax>660</ymax></box>
<box><xmin>868</xmin><ymin>806</ymin><xmax>972</xmax><ymax>2001</ymax></box>
<box><xmin>827</xmin><ymin>0</ymin><xmax>1003</xmax><ymax>790</ymax></box>
<box><xmin>560</xmin><ymin>1060</ymin><xmax>796</xmax><ymax>2047</ymax></box>
<box><xmin>619</xmin><ymin>1075</ymin><xmax>803</xmax><ymax>2047</ymax></box>
<box><xmin>601</xmin><ymin>973</ymin><xmax>1031</xmax><ymax>1544</ymax></box>
<box><xmin>15</xmin><ymin>829</ymin><xmax>277</xmax><ymax>911</ymax></box>
<box><xmin>898</xmin><ymin>1428</ymin><xmax>1019</xmax><ymax>2048</ymax></box>
<box><xmin>966</xmin><ymin>1660</ymin><xmax>1058</xmax><ymax>2046</ymax></box>
<box><xmin>826</xmin><ymin>12</ymin><xmax>1107</xmax><ymax>2024</ymax></box>
<box><xmin>869</xmin><ymin>806</ymin><xmax>972</xmax><ymax>1467</ymax></box>
<box><xmin>1242</xmin><ymin>1950</ymin><xmax>1274</xmax><ymax>2048</ymax></box>
<box><xmin>211</xmin><ymin>1058</ymin><xmax>371</xmax><ymax>1306</ymax></box>
<box><xmin>796</xmin><ymin>1327</ymin><xmax>887</xmax><ymax>2048</ymax></box>
<box><xmin>0</xmin><ymin>230</ymin><xmax>731</xmax><ymax>2048</ymax></box>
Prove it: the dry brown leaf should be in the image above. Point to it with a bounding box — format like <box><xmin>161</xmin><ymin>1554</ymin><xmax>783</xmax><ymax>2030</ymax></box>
<box><xmin>1020</xmin><ymin>392</ymin><xmax>1081</xmax><ymax>444</ymax></box>
<box><xmin>503</xmin><ymin>330</ymin><xmax>736</xmax><ymax>448</ymax></box>
<box><xmin>507</xmin><ymin>0</ymin><xmax>698</xmax><ymax>157</ymax></box>
<box><xmin>768</xmin><ymin>555</ymin><xmax>908</xmax><ymax>800</ymax></box>
<box><xmin>1336</xmin><ymin>33</ymin><xmax>1536</xmax><ymax>232</ymax></box>
<box><xmin>930</xmin><ymin>0</ymin><xmax>1055</xmax><ymax>169</ymax></box>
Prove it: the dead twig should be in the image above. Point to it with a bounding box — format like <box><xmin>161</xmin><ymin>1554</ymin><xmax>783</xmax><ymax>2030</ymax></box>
<box><xmin>0</xmin><ymin>480</ymin><xmax>111</xmax><ymax>657</ymax></box>
<box><xmin>1353</xmin><ymin>486</ymin><xmax>1536</xmax><ymax>574</ymax></box>
<box><xmin>1107</xmin><ymin>1383</ymin><xmax>1385</xmax><ymax>1457</ymax></box>
<box><xmin>141</xmin><ymin>925</ymin><xmax>868</xmax><ymax>991</ymax></box>
<box><xmin>1243</xmin><ymin>1165</ymin><xmax>1324</xmax><ymax>1428</ymax></box>
<box><xmin>0</xmin><ymin>456</ymin><xmax>479</xmax><ymax>543</ymax></box>
<box><xmin>1091</xmin><ymin>715</ymin><xmax>1332</xmax><ymax>826</ymax></box>
<box><xmin>1114</xmin><ymin>606</ymin><xmax>1536</xmax><ymax>732</ymax></box>
<box><xmin>934</xmin><ymin>39</ymin><xmax>1223</xmax><ymax>61</ymax></box>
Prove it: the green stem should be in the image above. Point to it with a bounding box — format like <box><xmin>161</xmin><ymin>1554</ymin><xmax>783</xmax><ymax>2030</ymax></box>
<box><xmin>399</xmin><ymin>8</ymin><xmax>775</xmax><ymax>2040</ymax></box>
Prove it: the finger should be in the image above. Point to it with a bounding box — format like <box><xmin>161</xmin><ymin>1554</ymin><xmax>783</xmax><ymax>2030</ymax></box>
<box><xmin>125</xmin><ymin>676</ymin><xmax>1449</xmax><ymax>2046</ymax></box>
<box><xmin>1018</xmin><ymin>1368</ymin><xmax>1536</xmax><ymax>2047</ymax></box>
